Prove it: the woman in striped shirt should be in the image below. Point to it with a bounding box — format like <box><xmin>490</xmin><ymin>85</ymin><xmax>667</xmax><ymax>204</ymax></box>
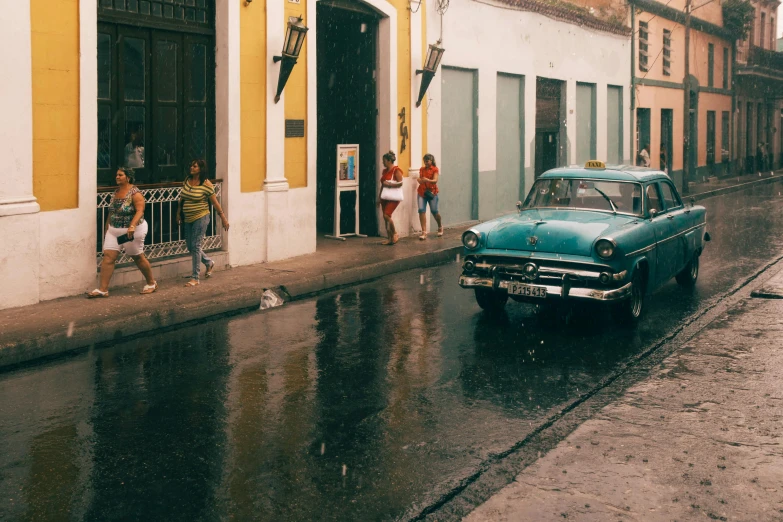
<box><xmin>177</xmin><ymin>159</ymin><xmax>230</xmax><ymax>286</ymax></box>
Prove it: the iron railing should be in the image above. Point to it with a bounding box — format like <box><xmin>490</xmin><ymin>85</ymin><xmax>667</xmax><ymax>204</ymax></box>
<box><xmin>737</xmin><ymin>44</ymin><xmax>783</xmax><ymax>73</ymax></box>
<box><xmin>97</xmin><ymin>179</ymin><xmax>223</xmax><ymax>266</ymax></box>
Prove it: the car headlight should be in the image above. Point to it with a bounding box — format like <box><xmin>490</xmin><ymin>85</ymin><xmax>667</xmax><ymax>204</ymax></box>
<box><xmin>595</xmin><ymin>239</ymin><xmax>615</xmax><ymax>260</ymax></box>
<box><xmin>463</xmin><ymin>231</ymin><xmax>480</xmax><ymax>250</ymax></box>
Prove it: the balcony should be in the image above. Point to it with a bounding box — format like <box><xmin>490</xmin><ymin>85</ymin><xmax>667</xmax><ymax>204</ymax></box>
<box><xmin>736</xmin><ymin>44</ymin><xmax>783</xmax><ymax>80</ymax></box>
<box><xmin>96</xmin><ymin>180</ymin><xmax>223</xmax><ymax>266</ymax></box>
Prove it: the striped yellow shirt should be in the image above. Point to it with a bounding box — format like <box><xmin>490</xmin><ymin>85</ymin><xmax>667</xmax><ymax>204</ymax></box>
<box><xmin>181</xmin><ymin>179</ymin><xmax>215</xmax><ymax>223</ymax></box>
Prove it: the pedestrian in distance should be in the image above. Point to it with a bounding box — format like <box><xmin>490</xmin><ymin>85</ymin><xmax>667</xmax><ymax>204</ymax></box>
<box><xmin>638</xmin><ymin>144</ymin><xmax>651</xmax><ymax>167</ymax></box>
<box><xmin>417</xmin><ymin>153</ymin><xmax>444</xmax><ymax>240</ymax></box>
<box><xmin>756</xmin><ymin>142</ymin><xmax>764</xmax><ymax>174</ymax></box>
<box><xmin>177</xmin><ymin>159</ymin><xmax>230</xmax><ymax>287</ymax></box>
<box><xmin>88</xmin><ymin>167</ymin><xmax>157</xmax><ymax>297</ymax></box>
<box><xmin>659</xmin><ymin>145</ymin><xmax>668</xmax><ymax>174</ymax></box>
<box><xmin>378</xmin><ymin>150</ymin><xmax>404</xmax><ymax>245</ymax></box>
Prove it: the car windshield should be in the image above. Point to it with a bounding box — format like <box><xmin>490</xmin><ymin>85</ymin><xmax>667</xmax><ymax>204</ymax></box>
<box><xmin>523</xmin><ymin>178</ymin><xmax>643</xmax><ymax>216</ymax></box>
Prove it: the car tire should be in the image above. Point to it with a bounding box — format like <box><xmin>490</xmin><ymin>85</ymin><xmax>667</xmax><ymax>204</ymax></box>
<box><xmin>612</xmin><ymin>269</ymin><xmax>645</xmax><ymax>325</ymax></box>
<box><xmin>474</xmin><ymin>288</ymin><xmax>508</xmax><ymax>312</ymax></box>
<box><xmin>675</xmin><ymin>252</ymin><xmax>699</xmax><ymax>287</ymax></box>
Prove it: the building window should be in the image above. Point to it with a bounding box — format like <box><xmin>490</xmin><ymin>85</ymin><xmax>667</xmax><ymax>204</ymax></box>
<box><xmin>771</xmin><ymin>18</ymin><xmax>775</xmax><ymax>50</ymax></box>
<box><xmin>722</xmin><ymin>47</ymin><xmax>729</xmax><ymax>89</ymax></box>
<box><xmin>663</xmin><ymin>29</ymin><xmax>672</xmax><ymax>76</ymax></box>
<box><xmin>707</xmin><ymin>111</ymin><xmax>716</xmax><ymax>167</ymax></box>
<box><xmin>760</xmin><ymin>13</ymin><xmax>765</xmax><ymax>49</ymax></box>
<box><xmin>639</xmin><ymin>21</ymin><xmax>649</xmax><ymax>73</ymax></box>
<box><xmin>721</xmin><ymin>111</ymin><xmax>730</xmax><ymax>167</ymax></box>
<box><xmin>708</xmin><ymin>43</ymin><xmax>714</xmax><ymax>87</ymax></box>
<box><xmin>96</xmin><ymin>3</ymin><xmax>215</xmax><ymax>187</ymax></box>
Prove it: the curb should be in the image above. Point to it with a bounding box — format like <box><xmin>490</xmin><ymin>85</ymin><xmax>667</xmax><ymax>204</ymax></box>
<box><xmin>690</xmin><ymin>173</ymin><xmax>780</xmax><ymax>201</ymax></box>
<box><xmin>0</xmin><ymin>244</ymin><xmax>462</xmax><ymax>371</ymax></box>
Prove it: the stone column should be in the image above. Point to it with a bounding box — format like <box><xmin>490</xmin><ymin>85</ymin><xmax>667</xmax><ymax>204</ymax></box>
<box><xmin>0</xmin><ymin>2</ymin><xmax>40</xmax><ymax>309</ymax></box>
<box><xmin>265</xmin><ymin>0</ymin><xmax>291</xmax><ymax>261</ymax></box>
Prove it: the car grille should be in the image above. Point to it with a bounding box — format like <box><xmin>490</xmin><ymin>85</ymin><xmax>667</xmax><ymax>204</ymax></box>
<box><xmin>464</xmin><ymin>255</ymin><xmax>614</xmax><ymax>289</ymax></box>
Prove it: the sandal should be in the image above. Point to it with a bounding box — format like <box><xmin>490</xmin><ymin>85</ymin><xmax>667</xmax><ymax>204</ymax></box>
<box><xmin>184</xmin><ymin>279</ymin><xmax>199</xmax><ymax>287</ymax></box>
<box><xmin>87</xmin><ymin>289</ymin><xmax>109</xmax><ymax>298</ymax></box>
<box><xmin>437</xmin><ymin>227</ymin><xmax>444</xmax><ymax>237</ymax></box>
<box><xmin>205</xmin><ymin>260</ymin><xmax>216</xmax><ymax>278</ymax></box>
<box><xmin>391</xmin><ymin>233</ymin><xmax>399</xmax><ymax>245</ymax></box>
<box><xmin>419</xmin><ymin>233</ymin><xmax>427</xmax><ymax>240</ymax></box>
<box><xmin>140</xmin><ymin>282</ymin><xmax>158</xmax><ymax>294</ymax></box>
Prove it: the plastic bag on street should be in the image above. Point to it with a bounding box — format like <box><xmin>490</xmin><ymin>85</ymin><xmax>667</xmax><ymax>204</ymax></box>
<box><xmin>259</xmin><ymin>289</ymin><xmax>284</xmax><ymax>310</ymax></box>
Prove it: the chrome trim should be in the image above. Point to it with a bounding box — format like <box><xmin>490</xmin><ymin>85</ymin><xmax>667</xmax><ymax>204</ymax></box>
<box><xmin>625</xmin><ymin>222</ymin><xmax>707</xmax><ymax>257</ymax></box>
<box><xmin>474</xmin><ymin>262</ymin><xmax>603</xmax><ymax>280</ymax></box>
<box><xmin>625</xmin><ymin>244</ymin><xmax>656</xmax><ymax>257</ymax></box>
<box><xmin>459</xmin><ymin>276</ymin><xmax>632</xmax><ymax>302</ymax></box>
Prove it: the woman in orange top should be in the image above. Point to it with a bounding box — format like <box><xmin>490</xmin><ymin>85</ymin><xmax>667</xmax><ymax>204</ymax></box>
<box><xmin>378</xmin><ymin>150</ymin><xmax>404</xmax><ymax>245</ymax></box>
<box><xmin>416</xmin><ymin>153</ymin><xmax>443</xmax><ymax>240</ymax></box>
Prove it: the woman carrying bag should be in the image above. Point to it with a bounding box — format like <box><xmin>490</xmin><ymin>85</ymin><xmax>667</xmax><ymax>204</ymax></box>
<box><xmin>378</xmin><ymin>150</ymin><xmax>404</xmax><ymax>245</ymax></box>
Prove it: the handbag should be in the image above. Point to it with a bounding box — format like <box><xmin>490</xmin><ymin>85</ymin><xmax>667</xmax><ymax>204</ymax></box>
<box><xmin>380</xmin><ymin>168</ymin><xmax>404</xmax><ymax>202</ymax></box>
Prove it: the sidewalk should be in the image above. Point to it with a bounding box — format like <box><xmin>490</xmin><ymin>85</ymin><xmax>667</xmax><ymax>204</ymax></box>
<box><xmin>689</xmin><ymin>168</ymin><xmax>781</xmax><ymax>201</ymax></box>
<box><xmin>465</xmin><ymin>272</ymin><xmax>783</xmax><ymax>521</ymax></box>
<box><xmin>0</xmin><ymin>229</ymin><xmax>463</xmax><ymax>369</ymax></box>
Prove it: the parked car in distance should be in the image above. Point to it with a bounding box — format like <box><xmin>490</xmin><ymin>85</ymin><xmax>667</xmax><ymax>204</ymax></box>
<box><xmin>458</xmin><ymin>161</ymin><xmax>711</xmax><ymax>324</ymax></box>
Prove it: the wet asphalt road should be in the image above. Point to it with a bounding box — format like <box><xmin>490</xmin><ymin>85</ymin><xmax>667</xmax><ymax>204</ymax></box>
<box><xmin>3</xmin><ymin>182</ymin><xmax>783</xmax><ymax>521</ymax></box>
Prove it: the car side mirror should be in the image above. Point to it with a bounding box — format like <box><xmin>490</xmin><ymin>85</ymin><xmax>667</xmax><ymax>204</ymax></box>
<box><xmin>649</xmin><ymin>209</ymin><xmax>658</xmax><ymax>220</ymax></box>
<box><xmin>516</xmin><ymin>201</ymin><xmax>523</xmax><ymax>212</ymax></box>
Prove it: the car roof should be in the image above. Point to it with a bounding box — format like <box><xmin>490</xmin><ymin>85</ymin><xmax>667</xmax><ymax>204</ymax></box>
<box><xmin>539</xmin><ymin>165</ymin><xmax>671</xmax><ymax>183</ymax></box>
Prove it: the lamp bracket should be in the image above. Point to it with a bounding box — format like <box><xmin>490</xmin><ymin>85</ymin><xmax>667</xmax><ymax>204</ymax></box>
<box><xmin>273</xmin><ymin>55</ymin><xmax>283</xmax><ymax>63</ymax></box>
<box><xmin>415</xmin><ymin>69</ymin><xmax>424</xmax><ymax>75</ymax></box>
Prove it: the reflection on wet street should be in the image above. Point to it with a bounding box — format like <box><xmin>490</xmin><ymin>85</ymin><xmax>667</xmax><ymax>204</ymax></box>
<box><xmin>3</xmin><ymin>183</ymin><xmax>783</xmax><ymax>521</ymax></box>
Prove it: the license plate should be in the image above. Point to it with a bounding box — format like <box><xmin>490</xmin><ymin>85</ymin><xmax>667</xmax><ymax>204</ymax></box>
<box><xmin>508</xmin><ymin>283</ymin><xmax>547</xmax><ymax>298</ymax></box>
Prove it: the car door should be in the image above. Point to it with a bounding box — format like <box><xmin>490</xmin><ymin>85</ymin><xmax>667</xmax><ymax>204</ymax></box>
<box><xmin>645</xmin><ymin>183</ymin><xmax>678</xmax><ymax>287</ymax></box>
<box><xmin>658</xmin><ymin>180</ymin><xmax>689</xmax><ymax>275</ymax></box>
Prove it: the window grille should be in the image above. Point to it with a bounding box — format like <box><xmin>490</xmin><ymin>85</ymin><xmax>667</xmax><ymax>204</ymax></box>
<box><xmin>639</xmin><ymin>21</ymin><xmax>649</xmax><ymax>73</ymax></box>
<box><xmin>663</xmin><ymin>29</ymin><xmax>671</xmax><ymax>76</ymax></box>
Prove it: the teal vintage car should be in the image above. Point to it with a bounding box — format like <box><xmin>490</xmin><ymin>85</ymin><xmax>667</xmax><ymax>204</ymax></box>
<box><xmin>458</xmin><ymin>161</ymin><xmax>711</xmax><ymax>324</ymax></box>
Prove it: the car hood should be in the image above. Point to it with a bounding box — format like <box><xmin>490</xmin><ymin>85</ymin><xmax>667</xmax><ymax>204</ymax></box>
<box><xmin>485</xmin><ymin>209</ymin><xmax>638</xmax><ymax>256</ymax></box>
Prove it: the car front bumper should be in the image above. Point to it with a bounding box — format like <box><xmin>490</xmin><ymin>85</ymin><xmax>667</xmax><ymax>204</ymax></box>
<box><xmin>458</xmin><ymin>275</ymin><xmax>632</xmax><ymax>302</ymax></box>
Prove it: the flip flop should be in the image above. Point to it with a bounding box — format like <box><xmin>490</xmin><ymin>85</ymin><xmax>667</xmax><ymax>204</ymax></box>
<box><xmin>140</xmin><ymin>282</ymin><xmax>158</xmax><ymax>294</ymax></box>
<box><xmin>87</xmin><ymin>289</ymin><xmax>109</xmax><ymax>298</ymax></box>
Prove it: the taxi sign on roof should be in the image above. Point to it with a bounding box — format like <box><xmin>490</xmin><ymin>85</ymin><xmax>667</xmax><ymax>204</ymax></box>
<box><xmin>584</xmin><ymin>160</ymin><xmax>605</xmax><ymax>169</ymax></box>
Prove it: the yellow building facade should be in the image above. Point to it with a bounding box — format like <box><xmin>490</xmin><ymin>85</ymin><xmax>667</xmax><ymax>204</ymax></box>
<box><xmin>1</xmin><ymin>0</ymin><xmax>439</xmax><ymax>309</ymax></box>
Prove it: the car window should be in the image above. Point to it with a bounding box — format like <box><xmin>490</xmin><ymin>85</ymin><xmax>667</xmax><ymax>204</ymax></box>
<box><xmin>646</xmin><ymin>184</ymin><xmax>663</xmax><ymax>214</ymax></box>
<box><xmin>658</xmin><ymin>182</ymin><xmax>681</xmax><ymax>210</ymax></box>
<box><xmin>523</xmin><ymin>179</ymin><xmax>643</xmax><ymax>216</ymax></box>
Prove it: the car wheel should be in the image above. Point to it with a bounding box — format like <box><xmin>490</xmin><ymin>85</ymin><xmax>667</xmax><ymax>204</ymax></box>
<box><xmin>474</xmin><ymin>288</ymin><xmax>508</xmax><ymax>312</ymax></box>
<box><xmin>612</xmin><ymin>269</ymin><xmax>645</xmax><ymax>325</ymax></box>
<box><xmin>675</xmin><ymin>252</ymin><xmax>699</xmax><ymax>287</ymax></box>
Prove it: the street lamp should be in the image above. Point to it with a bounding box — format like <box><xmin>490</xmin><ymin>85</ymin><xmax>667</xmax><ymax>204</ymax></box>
<box><xmin>273</xmin><ymin>16</ymin><xmax>309</xmax><ymax>104</ymax></box>
<box><xmin>415</xmin><ymin>41</ymin><xmax>445</xmax><ymax>108</ymax></box>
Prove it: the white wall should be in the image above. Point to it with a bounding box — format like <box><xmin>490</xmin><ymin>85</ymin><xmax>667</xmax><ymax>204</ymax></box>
<box><xmin>0</xmin><ymin>0</ymin><xmax>40</xmax><ymax>309</ymax></box>
<box><xmin>427</xmin><ymin>0</ymin><xmax>632</xmax><ymax>196</ymax></box>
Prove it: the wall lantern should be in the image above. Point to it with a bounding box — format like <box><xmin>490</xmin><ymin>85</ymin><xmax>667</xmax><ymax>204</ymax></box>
<box><xmin>415</xmin><ymin>41</ymin><xmax>445</xmax><ymax>108</ymax></box>
<box><xmin>273</xmin><ymin>16</ymin><xmax>309</xmax><ymax>104</ymax></box>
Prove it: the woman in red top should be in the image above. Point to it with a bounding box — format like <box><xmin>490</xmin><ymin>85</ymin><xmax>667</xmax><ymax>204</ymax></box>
<box><xmin>416</xmin><ymin>153</ymin><xmax>443</xmax><ymax>240</ymax></box>
<box><xmin>378</xmin><ymin>150</ymin><xmax>404</xmax><ymax>245</ymax></box>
